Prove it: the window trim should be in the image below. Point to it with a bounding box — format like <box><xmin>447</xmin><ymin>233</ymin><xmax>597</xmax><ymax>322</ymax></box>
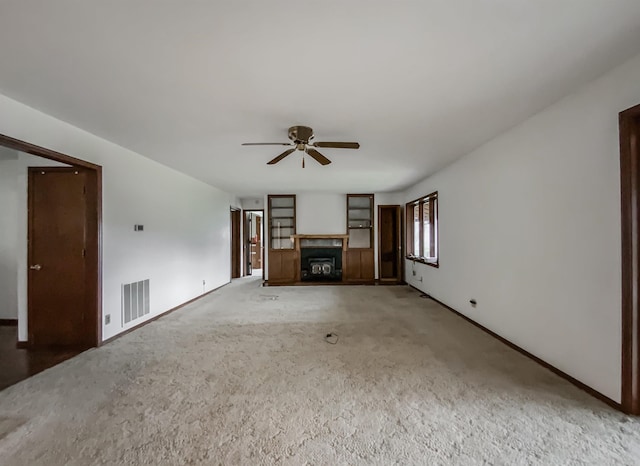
<box><xmin>405</xmin><ymin>191</ymin><xmax>439</xmax><ymax>268</ymax></box>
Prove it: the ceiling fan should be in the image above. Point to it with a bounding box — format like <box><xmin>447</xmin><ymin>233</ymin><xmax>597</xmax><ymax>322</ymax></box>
<box><xmin>242</xmin><ymin>126</ymin><xmax>360</xmax><ymax>166</ymax></box>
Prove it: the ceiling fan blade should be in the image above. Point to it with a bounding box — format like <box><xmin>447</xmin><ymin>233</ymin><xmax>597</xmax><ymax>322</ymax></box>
<box><xmin>242</xmin><ymin>142</ymin><xmax>294</xmax><ymax>146</ymax></box>
<box><xmin>312</xmin><ymin>142</ymin><xmax>360</xmax><ymax>149</ymax></box>
<box><xmin>306</xmin><ymin>148</ymin><xmax>332</xmax><ymax>166</ymax></box>
<box><xmin>267</xmin><ymin>148</ymin><xmax>296</xmax><ymax>165</ymax></box>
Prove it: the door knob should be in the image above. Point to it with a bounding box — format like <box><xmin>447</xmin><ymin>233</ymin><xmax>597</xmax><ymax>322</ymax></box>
<box><xmin>30</xmin><ymin>264</ymin><xmax>42</xmax><ymax>271</ymax></box>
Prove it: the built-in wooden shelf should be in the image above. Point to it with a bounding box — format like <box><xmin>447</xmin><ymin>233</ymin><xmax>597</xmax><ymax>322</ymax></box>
<box><xmin>345</xmin><ymin>194</ymin><xmax>375</xmax><ymax>281</ymax></box>
<box><xmin>268</xmin><ymin>194</ymin><xmax>297</xmax><ymax>283</ymax></box>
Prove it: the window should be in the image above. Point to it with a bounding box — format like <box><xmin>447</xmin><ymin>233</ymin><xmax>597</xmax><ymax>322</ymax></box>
<box><xmin>406</xmin><ymin>191</ymin><xmax>438</xmax><ymax>267</ymax></box>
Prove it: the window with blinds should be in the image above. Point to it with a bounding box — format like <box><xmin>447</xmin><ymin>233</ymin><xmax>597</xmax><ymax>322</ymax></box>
<box><xmin>406</xmin><ymin>191</ymin><xmax>438</xmax><ymax>267</ymax></box>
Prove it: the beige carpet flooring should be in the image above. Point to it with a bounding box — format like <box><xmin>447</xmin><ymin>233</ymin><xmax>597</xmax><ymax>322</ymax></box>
<box><xmin>1</xmin><ymin>277</ymin><xmax>639</xmax><ymax>465</ymax></box>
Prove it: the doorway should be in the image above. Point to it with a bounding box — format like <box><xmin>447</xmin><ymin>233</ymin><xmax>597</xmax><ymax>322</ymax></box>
<box><xmin>243</xmin><ymin>210</ymin><xmax>264</xmax><ymax>278</ymax></box>
<box><xmin>230</xmin><ymin>209</ymin><xmax>241</xmax><ymax>279</ymax></box>
<box><xmin>620</xmin><ymin>103</ymin><xmax>640</xmax><ymax>415</ymax></box>
<box><xmin>0</xmin><ymin>133</ymin><xmax>102</xmax><ymax>352</ymax></box>
<box><xmin>378</xmin><ymin>205</ymin><xmax>402</xmax><ymax>283</ymax></box>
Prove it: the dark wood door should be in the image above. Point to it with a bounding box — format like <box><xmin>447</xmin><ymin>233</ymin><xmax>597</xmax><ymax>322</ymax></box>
<box><xmin>231</xmin><ymin>210</ymin><xmax>241</xmax><ymax>278</ymax></box>
<box><xmin>620</xmin><ymin>104</ymin><xmax>640</xmax><ymax>414</ymax></box>
<box><xmin>378</xmin><ymin>205</ymin><xmax>402</xmax><ymax>282</ymax></box>
<box><xmin>28</xmin><ymin>168</ymin><xmax>89</xmax><ymax>347</ymax></box>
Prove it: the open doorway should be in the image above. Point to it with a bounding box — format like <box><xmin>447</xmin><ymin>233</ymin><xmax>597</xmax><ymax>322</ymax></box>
<box><xmin>244</xmin><ymin>210</ymin><xmax>264</xmax><ymax>279</ymax></box>
<box><xmin>0</xmin><ymin>134</ymin><xmax>102</xmax><ymax>390</ymax></box>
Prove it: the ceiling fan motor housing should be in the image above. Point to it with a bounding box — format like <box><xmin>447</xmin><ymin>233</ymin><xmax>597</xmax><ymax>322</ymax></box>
<box><xmin>288</xmin><ymin>126</ymin><xmax>314</xmax><ymax>144</ymax></box>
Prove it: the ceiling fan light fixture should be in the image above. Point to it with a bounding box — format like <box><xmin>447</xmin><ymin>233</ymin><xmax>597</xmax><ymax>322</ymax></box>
<box><xmin>242</xmin><ymin>125</ymin><xmax>359</xmax><ymax>167</ymax></box>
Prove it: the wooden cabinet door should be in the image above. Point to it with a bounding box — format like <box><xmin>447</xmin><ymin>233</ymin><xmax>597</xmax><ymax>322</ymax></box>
<box><xmin>344</xmin><ymin>249</ymin><xmax>374</xmax><ymax>282</ymax></box>
<box><xmin>360</xmin><ymin>249</ymin><xmax>375</xmax><ymax>280</ymax></box>
<box><xmin>344</xmin><ymin>250</ymin><xmax>361</xmax><ymax>281</ymax></box>
<box><xmin>268</xmin><ymin>250</ymin><xmax>298</xmax><ymax>283</ymax></box>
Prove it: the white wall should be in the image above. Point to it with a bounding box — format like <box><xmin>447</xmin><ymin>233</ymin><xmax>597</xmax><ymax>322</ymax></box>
<box><xmin>296</xmin><ymin>193</ymin><xmax>346</xmax><ymax>234</ymax></box>
<box><xmin>403</xmin><ymin>52</ymin><xmax>640</xmax><ymax>402</ymax></box>
<box><xmin>0</xmin><ymin>94</ymin><xmax>239</xmax><ymax>342</ymax></box>
<box><xmin>240</xmin><ymin>197</ymin><xmax>264</xmax><ymax>210</ymax></box>
<box><xmin>0</xmin><ymin>148</ymin><xmax>19</xmax><ymax>319</ymax></box>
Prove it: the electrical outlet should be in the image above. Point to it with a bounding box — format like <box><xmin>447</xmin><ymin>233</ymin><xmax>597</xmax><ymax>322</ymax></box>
<box><xmin>105</xmin><ymin>314</ymin><xmax>111</xmax><ymax>325</ymax></box>
<box><xmin>412</xmin><ymin>270</ymin><xmax>416</xmax><ymax>276</ymax></box>
<box><xmin>202</xmin><ymin>279</ymin><xmax>206</xmax><ymax>286</ymax></box>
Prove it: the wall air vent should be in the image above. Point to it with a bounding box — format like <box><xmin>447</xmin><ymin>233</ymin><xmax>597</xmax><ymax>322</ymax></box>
<box><xmin>122</xmin><ymin>279</ymin><xmax>150</xmax><ymax>325</ymax></box>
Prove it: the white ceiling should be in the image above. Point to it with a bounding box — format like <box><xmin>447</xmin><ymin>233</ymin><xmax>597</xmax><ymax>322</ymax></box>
<box><xmin>1</xmin><ymin>1</ymin><xmax>640</xmax><ymax>196</ymax></box>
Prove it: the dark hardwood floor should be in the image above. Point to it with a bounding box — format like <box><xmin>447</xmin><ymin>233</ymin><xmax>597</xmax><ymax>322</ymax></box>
<box><xmin>0</xmin><ymin>325</ymin><xmax>82</xmax><ymax>391</ymax></box>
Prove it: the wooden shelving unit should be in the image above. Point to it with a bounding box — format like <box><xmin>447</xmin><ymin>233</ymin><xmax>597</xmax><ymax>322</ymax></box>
<box><xmin>267</xmin><ymin>195</ymin><xmax>297</xmax><ymax>283</ymax></box>
<box><xmin>345</xmin><ymin>194</ymin><xmax>375</xmax><ymax>282</ymax></box>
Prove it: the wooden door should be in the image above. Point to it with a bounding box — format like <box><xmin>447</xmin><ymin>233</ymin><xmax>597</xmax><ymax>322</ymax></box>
<box><xmin>620</xmin><ymin>103</ymin><xmax>640</xmax><ymax>414</ymax></box>
<box><xmin>378</xmin><ymin>205</ymin><xmax>402</xmax><ymax>282</ymax></box>
<box><xmin>254</xmin><ymin>216</ymin><xmax>262</xmax><ymax>269</ymax></box>
<box><xmin>231</xmin><ymin>210</ymin><xmax>241</xmax><ymax>278</ymax></box>
<box><xmin>28</xmin><ymin>167</ymin><xmax>91</xmax><ymax>347</ymax></box>
<box><xmin>243</xmin><ymin>212</ymin><xmax>252</xmax><ymax>276</ymax></box>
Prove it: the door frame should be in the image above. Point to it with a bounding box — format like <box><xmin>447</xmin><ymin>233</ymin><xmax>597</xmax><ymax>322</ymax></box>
<box><xmin>243</xmin><ymin>209</ymin><xmax>264</xmax><ymax>278</ymax></box>
<box><xmin>243</xmin><ymin>211</ymin><xmax>252</xmax><ymax>277</ymax></box>
<box><xmin>377</xmin><ymin>205</ymin><xmax>403</xmax><ymax>283</ymax></box>
<box><xmin>256</xmin><ymin>214</ymin><xmax>263</xmax><ymax>275</ymax></box>
<box><xmin>0</xmin><ymin>133</ymin><xmax>102</xmax><ymax>347</ymax></box>
<box><xmin>620</xmin><ymin>102</ymin><xmax>640</xmax><ymax>414</ymax></box>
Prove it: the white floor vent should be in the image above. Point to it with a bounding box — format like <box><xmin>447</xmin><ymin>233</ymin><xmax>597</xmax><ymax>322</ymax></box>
<box><xmin>122</xmin><ymin>279</ymin><xmax>150</xmax><ymax>325</ymax></box>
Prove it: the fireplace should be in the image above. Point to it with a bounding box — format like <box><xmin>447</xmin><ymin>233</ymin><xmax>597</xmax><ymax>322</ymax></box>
<box><xmin>293</xmin><ymin>235</ymin><xmax>349</xmax><ymax>283</ymax></box>
<box><xmin>300</xmin><ymin>248</ymin><xmax>342</xmax><ymax>281</ymax></box>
